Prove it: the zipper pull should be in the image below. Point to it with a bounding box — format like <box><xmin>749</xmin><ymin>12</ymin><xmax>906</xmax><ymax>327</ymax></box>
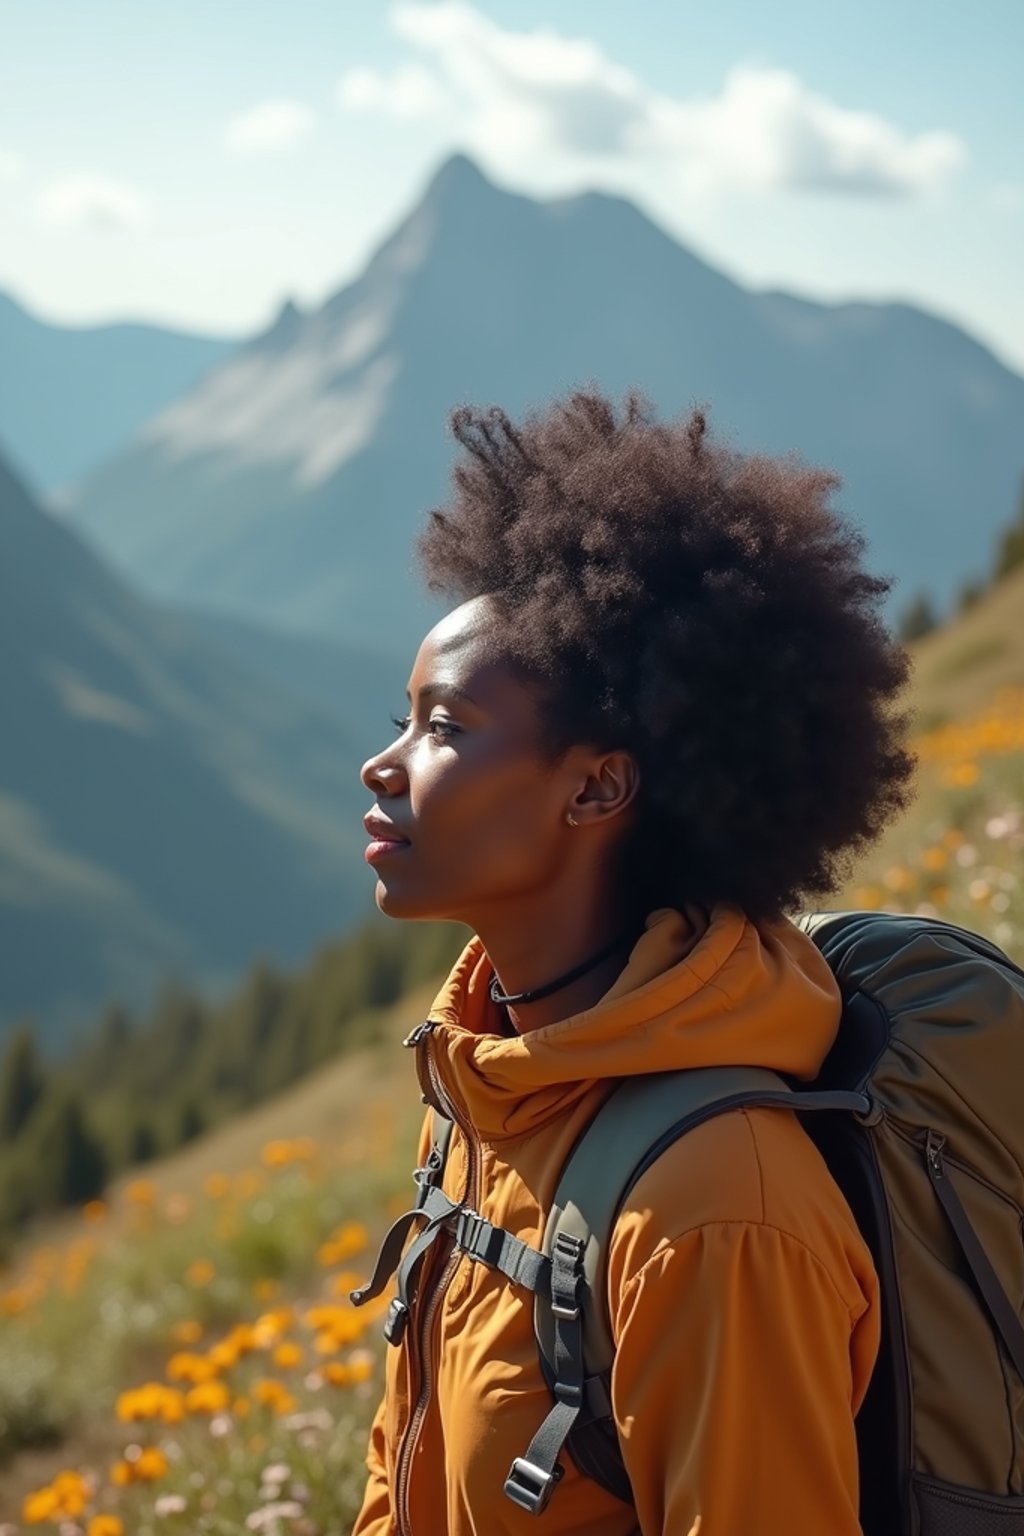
<box><xmin>925</xmin><ymin>1128</ymin><xmax>946</xmax><ymax>1179</ymax></box>
<box><xmin>403</xmin><ymin>1020</ymin><xmax>436</xmax><ymax>1048</ymax></box>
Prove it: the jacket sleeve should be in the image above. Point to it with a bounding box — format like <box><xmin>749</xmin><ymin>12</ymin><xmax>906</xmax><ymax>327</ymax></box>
<box><xmin>350</xmin><ymin>1389</ymin><xmax>391</xmax><ymax>1535</ymax></box>
<box><xmin>610</xmin><ymin>1220</ymin><xmax>874</xmax><ymax>1536</ymax></box>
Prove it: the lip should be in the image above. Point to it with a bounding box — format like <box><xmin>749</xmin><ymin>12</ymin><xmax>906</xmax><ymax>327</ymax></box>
<box><xmin>363</xmin><ymin>812</ymin><xmax>412</xmax><ymax>864</ymax></box>
<box><xmin>363</xmin><ymin>812</ymin><xmax>411</xmax><ymax>844</ymax></box>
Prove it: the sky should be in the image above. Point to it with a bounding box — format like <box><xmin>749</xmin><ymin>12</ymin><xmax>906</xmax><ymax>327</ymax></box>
<box><xmin>2</xmin><ymin>0</ymin><xmax>1023</xmax><ymax>371</ymax></box>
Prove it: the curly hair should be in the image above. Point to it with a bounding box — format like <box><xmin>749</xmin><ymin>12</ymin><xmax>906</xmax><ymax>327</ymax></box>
<box><xmin>417</xmin><ymin>391</ymin><xmax>914</xmax><ymax>920</ymax></box>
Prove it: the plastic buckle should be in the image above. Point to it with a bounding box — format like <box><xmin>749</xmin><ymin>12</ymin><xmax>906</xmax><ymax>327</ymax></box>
<box><xmin>503</xmin><ymin>1457</ymin><xmax>564</xmax><ymax>1515</ymax></box>
<box><xmin>383</xmin><ymin>1297</ymin><xmax>409</xmax><ymax>1346</ymax></box>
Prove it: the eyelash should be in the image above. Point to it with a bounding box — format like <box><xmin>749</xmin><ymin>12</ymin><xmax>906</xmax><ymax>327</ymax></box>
<box><xmin>390</xmin><ymin>714</ymin><xmax>459</xmax><ymax>741</ymax></box>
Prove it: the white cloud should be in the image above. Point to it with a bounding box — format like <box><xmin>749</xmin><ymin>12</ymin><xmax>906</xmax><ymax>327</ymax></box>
<box><xmin>0</xmin><ymin>149</ymin><xmax>27</xmax><ymax>181</ymax></box>
<box><xmin>224</xmin><ymin>99</ymin><xmax>313</xmax><ymax>154</ymax></box>
<box><xmin>340</xmin><ymin>2</ymin><xmax>966</xmax><ymax>198</ymax></box>
<box><xmin>36</xmin><ymin>175</ymin><xmax>149</xmax><ymax>231</ymax></box>
<box><xmin>337</xmin><ymin>62</ymin><xmax>446</xmax><ymax>120</ymax></box>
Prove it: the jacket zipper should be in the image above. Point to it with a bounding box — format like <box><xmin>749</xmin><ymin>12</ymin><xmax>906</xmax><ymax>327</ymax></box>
<box><xmin>395</xmin><ymin>1023</ymin><xmax>480</xmax><ymax>1536</ymax></box>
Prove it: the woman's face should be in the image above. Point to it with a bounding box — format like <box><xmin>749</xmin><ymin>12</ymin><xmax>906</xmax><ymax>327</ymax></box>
<box><xmin>360</xmin><ymin>596</ymin><xmax>593</xmax><ymax>925</ymax></box>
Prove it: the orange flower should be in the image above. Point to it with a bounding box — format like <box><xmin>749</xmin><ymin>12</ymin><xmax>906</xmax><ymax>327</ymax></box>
<box><xmin>117</xmin><ymin>1383</ymin><xmax>185</xmax><ymax>1423</ymax></box>
<box><xmin>88</xmin><ymin>1518</ymin><xmax>125</xmax><ymax>1536</ymax></box>
<box><xmin>82</xmin><ymin>1199</ymin><xmax>107</xmax><ymax>1222</ymax></box>
<box><xmin>252</xmin><ymin>1378</ymin><xmax>297</xmax><ymax>1413</ymax></box>
<box><xmin>185</xmin><ymin>1379</ymin><xmax>231</xmax><ymax>1415</ymax></box>
<box><xmin>22</xmin><ymin>1486</ymin><xmax>62</xmax><ymax>1523</ymax></box>
<box><xmin>167</xmin><ymin>1350</ymin><xmax>219</xmax><ymax>1384</ymax></box>
<box><xmin>170</xmin><ymin>1319</ymin><xmax>203</xmax><ymax>1346</ymax></box>
<box><xmin>273</xmin><ymin>1341</ymin><xmax>303</xmax><ymax>1369</ymax></box>
<box><xmin>125</xmin><ymin>1178</ymin><xmax>156</xmax><ymax>1206</ymax></box>
<box><xmin>134</xmin><ymin>1446</ymin><xmax>170</xmax><ymax>1481</ymax></box>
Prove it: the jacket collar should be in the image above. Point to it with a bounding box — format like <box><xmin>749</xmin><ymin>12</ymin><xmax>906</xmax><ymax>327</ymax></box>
<box><xmin>420</xmin><ymin>904</ymin><xmax>841</xmax><ymax>1140</ymax></box>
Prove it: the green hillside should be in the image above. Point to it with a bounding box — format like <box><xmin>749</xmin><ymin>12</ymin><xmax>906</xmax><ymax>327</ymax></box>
<box><xmin>0</xmin><ymin>452</ymin><xmax>379</xmax><ymax>1040</ymax></box>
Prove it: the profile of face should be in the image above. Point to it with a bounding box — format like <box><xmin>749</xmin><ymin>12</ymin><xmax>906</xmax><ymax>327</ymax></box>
<box><xmin>359</xmin><ymin>595</ymin><xmax>637</xmax><ymax>928</ymax></box>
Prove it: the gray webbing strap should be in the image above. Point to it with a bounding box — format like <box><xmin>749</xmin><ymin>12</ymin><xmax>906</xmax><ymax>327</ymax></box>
<box><xmin>453</xmin><ymin>1207</ymin><xmax>550</xmax><ymax>1295</ymax></box>
<box><xmin>504</xmin><ymin>1231</ymin><xmax>586</xmax><ymax>1515</ymax></box>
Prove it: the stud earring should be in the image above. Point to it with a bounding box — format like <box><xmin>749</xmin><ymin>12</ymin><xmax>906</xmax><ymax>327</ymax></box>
<box><xmin>566</xmin><ymin>812</ymin><xmax>578</xmax><ymax>827</ymax></box>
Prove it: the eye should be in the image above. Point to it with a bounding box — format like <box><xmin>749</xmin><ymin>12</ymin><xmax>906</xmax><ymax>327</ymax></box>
<box><xmin>428</xmin><ymin>717</ymin><xmax>460</xmax><ymax>741</ymax></box>
<box><xmin>390</xmin><ymin>713</ymin><xmax>411</xmax><ymax>735</ymax></box>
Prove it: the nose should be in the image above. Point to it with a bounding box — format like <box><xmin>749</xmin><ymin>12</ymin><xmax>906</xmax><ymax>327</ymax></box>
<box><xmin>360</xmin><ymin>743</ymin><xmax>408</xmax><ymax>798</ymax></box>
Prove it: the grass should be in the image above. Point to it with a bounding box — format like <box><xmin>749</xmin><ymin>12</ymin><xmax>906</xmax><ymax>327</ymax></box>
<box><xmin>2</xmin><ymin>566</ymin><xmax>1023</xmax><ymax>1531</ymax></box>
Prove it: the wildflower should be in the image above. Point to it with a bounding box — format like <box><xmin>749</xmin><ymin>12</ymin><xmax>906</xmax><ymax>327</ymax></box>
<box><xmin>185</xmin><ymin>1258</ymin><xmax>215</xmax><ymax>1287</ymax></box>
<box><xmin>117</xmin><ymin>1382</ymin><xmax>186</xmax><ymax>1424</ymax></box>
<box><xmin>87</xmin><ymin>1519</ymin><xmax>125</xmax><ymax>1536</ymax></box>
<box><xmin>246</xmin><ymin>1504</ymin><xmax>304</xmax><ymax>1531</ymax></box>
<box><xmin>82</xmin><ymin>1199</ymin><xmax>107</xmax><ymax>1223</ymax></box>
<box><xmin>273</xmin><ymin>1342</ymin><xmax>303</xmax><ymax>1369</ymax></box>
<box><xmin>134</xmin><ymin>1446</ymin><xmax>170</xmax><ymax>1481</ymax></box>
<box><xmin>261</xmin><ymin>1463</ymin><xmax>292</xmax><ymax>1486</ymax></box>
<box><xmin>154</xmin><ymin>1495</ymin><xmax>188</xmax><ymax>1517</ymax></box>
<box><xmin>185</xmin><ymin>1380</ymin><xmax>231</xmax><ymax>1415</ymax></box>
<box><xmin>920</xmin><ymin>847</ymin><xmax>947</xmax><ymax>871</ymax></box>
<box><xmin>209</xmin><ymin>1412</ymin><xmax>234</xmax><ymax>1437</ymax></box>
<box><xmin>125</xmin><ymin>1178</ymin><xmax>157</xmax><ymax>1205</ymax></box>
<box><xmin>252</xmin><ymin>1379</ymin><xmax>297</xmax><ymax>1414</ymax></box>
<box><xmin>167</xmin><ymin>1351</ymin><xmax>219</xmax><ymax>1384</ymax></box>
<box><xmin>22</xmin><ymin>1487</ymin><xmax>62</xmax><ymax>1524</ymax></box>
<box><xmin>170</xmin><ymin>1319</ymin><xmax>203</xmax><ymax>1346</ymax></box>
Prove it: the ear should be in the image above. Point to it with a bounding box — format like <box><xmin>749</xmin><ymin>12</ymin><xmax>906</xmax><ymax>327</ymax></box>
<box><xmin>567</xmin><ymin>749</ymin><xmax>640</xmax><ymax>827</ymax></box>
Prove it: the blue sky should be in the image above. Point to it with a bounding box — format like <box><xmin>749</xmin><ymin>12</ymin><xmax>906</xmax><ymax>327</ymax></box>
<box><xmin>2</xmin><ymin>0</ymin><xmax>1022</xmax><ymax>369</ymax></box>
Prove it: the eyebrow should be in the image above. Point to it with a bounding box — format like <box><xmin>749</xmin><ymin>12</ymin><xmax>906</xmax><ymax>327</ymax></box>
<box><xmin>405</xmin><ymin>682</ymin><xmax>480</xmax><ymax>708</ymax></box>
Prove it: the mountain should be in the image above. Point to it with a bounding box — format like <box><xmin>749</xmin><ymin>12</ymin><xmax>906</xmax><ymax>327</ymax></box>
<box><xmin>65</xmin><ymin>154</ymin><xmax>1024</xmax><ymax>653</ymax></box>
<box><xmin>0</xmin><ymin>288</ymin><xmax>241</xmax><ymax>496</ymax></box>
<box><xmin>0</xmin><ymin>451</ymin><xmax>393</xmax><ymax>1044</ymax></box>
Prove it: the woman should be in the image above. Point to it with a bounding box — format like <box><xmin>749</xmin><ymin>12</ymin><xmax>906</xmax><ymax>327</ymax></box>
<box><xmin>352</xmin><ymin>393</ymin><xmax>912</xmax><ymax>1535</ymax></box>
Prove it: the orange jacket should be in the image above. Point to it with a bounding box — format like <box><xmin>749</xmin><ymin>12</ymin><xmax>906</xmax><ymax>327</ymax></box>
<box><xmin>353</xmin><ymin>906</ymin><xmax>880</xmax><ymax>1536</ymax></box>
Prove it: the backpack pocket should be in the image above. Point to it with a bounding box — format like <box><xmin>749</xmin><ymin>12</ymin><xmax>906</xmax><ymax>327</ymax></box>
<box><xmin>913</xmin><ymin>1472</ymin><xmax>1024</xmax><ymax>1535</ymax></box>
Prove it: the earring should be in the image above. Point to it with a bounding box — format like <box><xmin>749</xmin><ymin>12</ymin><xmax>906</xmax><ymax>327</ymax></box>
<box><xmin>566</xmin><ymin>812</ymin><xmax>578</xmax><ymax>827</ymax></box>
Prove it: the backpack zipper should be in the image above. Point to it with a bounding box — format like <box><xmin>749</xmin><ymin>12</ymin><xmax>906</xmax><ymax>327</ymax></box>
<box><xmin>395</xmin><ymin>1022</ymin><xmax>479</xmax><ymax>1536</ymax></box>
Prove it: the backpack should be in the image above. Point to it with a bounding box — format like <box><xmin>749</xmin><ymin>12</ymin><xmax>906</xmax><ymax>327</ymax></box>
<box><xmin>352</xmin><ymin>911</ymin><xmax>1024</xmax><ymax>1534</ymax></box>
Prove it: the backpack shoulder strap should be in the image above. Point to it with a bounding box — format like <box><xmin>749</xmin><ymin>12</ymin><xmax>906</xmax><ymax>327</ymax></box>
<box><xmin>537</xmin><ymin>1064</ymin><xmax>868</xmax><ymax>1376</ymax></box>
<box><xmin>504</xmin><ymin>1066</ymin><xmax>867</xmax><ymax>1514</ymax></box>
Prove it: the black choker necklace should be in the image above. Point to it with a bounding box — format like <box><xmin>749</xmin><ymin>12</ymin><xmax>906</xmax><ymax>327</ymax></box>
<box><xmin>489</xmin><ymin>931</ymin><xmax>633</xmax><ymax>1007</ymax></box>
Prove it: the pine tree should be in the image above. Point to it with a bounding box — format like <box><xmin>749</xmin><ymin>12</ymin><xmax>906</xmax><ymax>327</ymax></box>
<box><xmin>0</xmin><ymin>1023</ymin><xmax>46</xmax><ymax>1143</ymax></box>
<box><xmin>23</xmin><ymin>1086</ymin><xmax>108</xmax><ymax>1210</ymax></box>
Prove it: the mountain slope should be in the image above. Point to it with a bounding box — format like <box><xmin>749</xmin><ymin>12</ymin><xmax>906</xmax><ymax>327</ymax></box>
<box><xmin>66</xmin><ymin>154</ymin><xmax>1024</xmax><ymax>653</ymax></box>
<box><xmin>0</xmin><ymin>288</ymin><xmax>240</xmax><ymax>495</ymax></box>
<box><xmin>0</xmin><ymin>453</ymin><xmax>385</xmax><ymax>1041</ymax></box>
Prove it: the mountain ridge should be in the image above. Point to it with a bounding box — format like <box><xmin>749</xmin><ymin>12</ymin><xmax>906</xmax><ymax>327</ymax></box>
<box><xmin>52</xmin><ymin>154</ymin><xmax>1024</xmax><ymax>651</ymax></box>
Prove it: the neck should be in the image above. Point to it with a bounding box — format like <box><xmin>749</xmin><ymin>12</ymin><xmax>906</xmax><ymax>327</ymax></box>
<box><xmin>474</xmin><ymin>890</ymin><xmax>642</xmax><ymax>1034</ymax></box>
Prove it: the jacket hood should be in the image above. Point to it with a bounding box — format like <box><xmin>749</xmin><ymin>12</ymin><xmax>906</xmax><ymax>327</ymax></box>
<box><xmin>423</xmin><ymin>904</ymin><xmax>842</xmax><ymax>1140</ymax></box>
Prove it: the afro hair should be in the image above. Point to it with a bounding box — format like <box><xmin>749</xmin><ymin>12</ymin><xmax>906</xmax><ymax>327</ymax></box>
<box><xmin>418</xmin><ymin>391</ymin><xmax>914</xmax><ymax>920</ymax></box>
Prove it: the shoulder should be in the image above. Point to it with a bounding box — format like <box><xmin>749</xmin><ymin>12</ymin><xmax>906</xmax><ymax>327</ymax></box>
<box><xmin>606</xmin><ymin>1105</ymin><xmax>874</xmax><ymax>1321</ymax></box>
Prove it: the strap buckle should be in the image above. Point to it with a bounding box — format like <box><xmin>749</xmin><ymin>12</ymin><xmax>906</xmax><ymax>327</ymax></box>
<box><xmin>383</xmin><ymin>1297</ymin><xmax>409</xmax><ymax>1346</ymax></box>
<box><xmin>503</xmin><ymin>1457</ymin><xmax>564</xmax><ymax>1516</ymax></box>
<box><xmin>550</xmin><ymin>1230</ymin><xmax>584</xmax><ymax>1319</ymax></box>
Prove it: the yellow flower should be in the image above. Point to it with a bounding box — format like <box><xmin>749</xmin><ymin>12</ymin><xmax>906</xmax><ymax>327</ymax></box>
<box><xmin>346</xmin><ymin>1348</ymin><xmax>374</xmax><ymax>1383</ymax></box>
<box><xmin>117</xmin><ymin>1382</ymin><xmax>184</xmax><ymax>1422</ymax></box>
<box><xmin>167</xmin><ymin>1351</ymin><xmax>219</xmax><ymax>1385</ymax></box>
<box><xmin>88</xmin><ymin>1518</ymin><xmax>125</xmax><ymax>1536</ymax></box>
<box><xmin>322</xmin><ymin>1362</ymin><xmax>351</xmax><ymax>1386</ymax></box>
<box><xmin>22</xmin><ymin>1486</ymin><xmax>62</xmax><ymax>1523</ymax></box>
<box><xmin>273</xmin><ymin>1341</ymin><xmax>303</xmax><ymax>1369</ymax></box>
<box><xmin>185</xmin><ymin>1379</ymin><xmax>231</xmax><ymax>1415</ymax></box>
<box><xmin>252</xmin><ymin>1378</ymin><xmax>297</xmax><ymax>1413</ymax></box>
<box><xmin>134</xmin><ymin>1446</ymin><xmax>170</xmax><ymax>1481</ymax></box>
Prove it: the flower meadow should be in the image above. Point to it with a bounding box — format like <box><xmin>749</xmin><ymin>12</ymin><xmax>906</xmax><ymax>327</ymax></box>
<box><xmin>849</xmin><ymin>687</ymin><xmax>1024</xmax><ymax>958</ymax></box>
<box><xmin>1</xmin><ymin>685</ymin><xmax>1022</xmax><ymax>1531</ymax></box>
<box><xmin>0</xmin><ymin>1105</ymin><xmax>420</xmax><ymax>1534</ymax></box>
